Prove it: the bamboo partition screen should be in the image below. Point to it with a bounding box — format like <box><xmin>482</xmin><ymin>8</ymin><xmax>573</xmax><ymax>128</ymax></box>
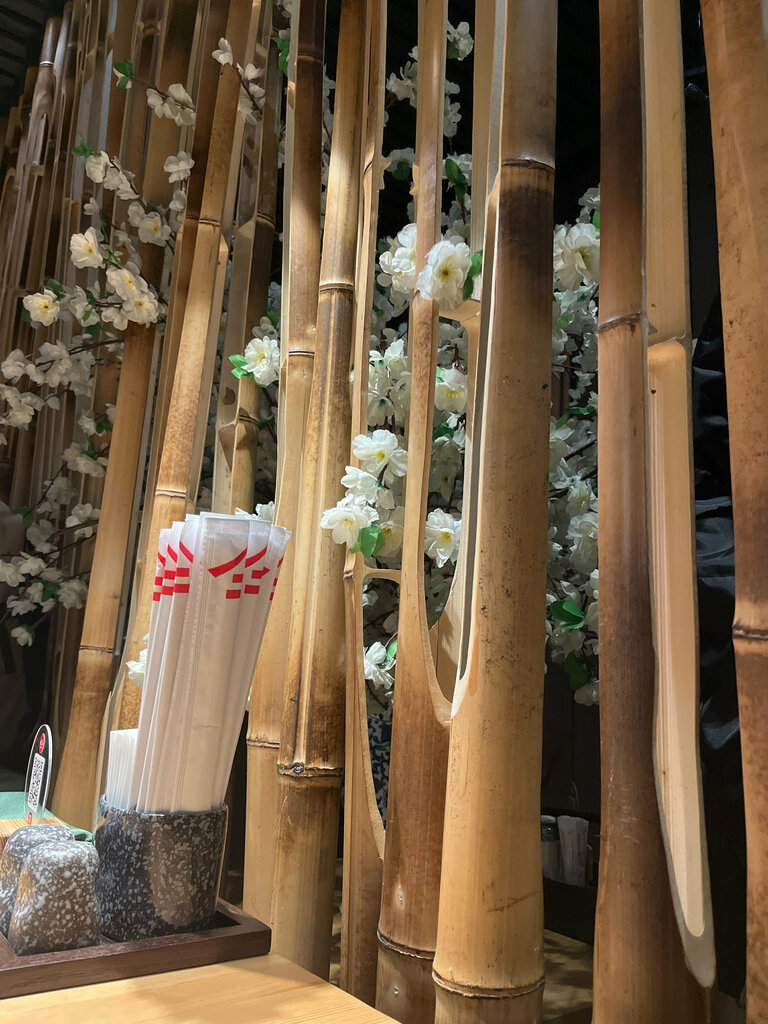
<box><xmin>3</xmin><ymin>2</ymin><xmax>766</xmax><ymax>1015</ymax></box>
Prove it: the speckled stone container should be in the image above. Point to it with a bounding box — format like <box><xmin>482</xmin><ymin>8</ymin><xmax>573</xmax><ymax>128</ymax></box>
<box><xmin>94</xmin><ymin>801</ymin><xmax>227</xmax><ymax>942</ymax></box>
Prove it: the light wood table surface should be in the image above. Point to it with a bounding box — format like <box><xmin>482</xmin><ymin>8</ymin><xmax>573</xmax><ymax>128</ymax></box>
<box><xmin>0</xmin><ymin>953</ymin><xmax>396</xmax><ymax>1023</ymax></box>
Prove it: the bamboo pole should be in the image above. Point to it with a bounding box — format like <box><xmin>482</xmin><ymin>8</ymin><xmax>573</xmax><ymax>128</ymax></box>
<box><xmin>699</xmin><ymin>3</ymin><xmax>768</xmax><ymax>1020</ymax></box>
<box><xmin>242</xmin><ymin>0</ymin><xmax>325</xmax><ymax>928</ymax></box>
<box><xmin>642</xmin><ymin>0</ymin><xmax>715</xmax><ymax>989</ymax></box>
<box><xmin>50</xmin><ymin>325</ymin><xmax>155</xmax><ymax>829</ymax></box>
<box><xmin>268</xmin><ymin>0</ymin><xmax>366</xmax><ymax>976</ymax></box>
<box><xmin>339</xmin><ymin>0</ymin><xmax>387</xmax><ymax>1002</ymax></box>
<box><xmin>592</xmin><ymin>0</ymin><xmax>707</xmax><ymax>1018</ymax></box>
<box><xmin>375</xmin><ymin>0</ymin><xmax>450</xmax><ymax>1019</ymax></box>
<box><xmin>431</xmin><ymin>3</ymin><xmax>556</xmax><ymax>1021</ymax></box>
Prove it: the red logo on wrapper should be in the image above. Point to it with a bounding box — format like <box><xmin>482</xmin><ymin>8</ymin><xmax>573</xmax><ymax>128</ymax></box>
<box><xmin>208</xmin><ymin>546</ymin><xmax>270</xmax><ymax>599</ymax></box>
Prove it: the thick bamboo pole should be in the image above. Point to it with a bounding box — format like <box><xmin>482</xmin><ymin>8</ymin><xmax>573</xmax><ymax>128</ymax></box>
<box><xmin>50</xmin><ymin>326</ymin><xmax>155</xmax><ymax>829</ymax></box>
<box><xmin>269</xmin><ymin>0</ymin><xmax>366</xmax><ymax>976</ymax></box>
<box><xmin>243</xmin><ymin>0</ymin><xmax>325</xmax><ymax>928</ymax></box>
<box><xmin>432</xmin><ymin>3</ymin><xmax>556</xmax><ymax>1022</ymax></box>
<box><xmin>699</xmin><ymin>3</ymin><xmax>768</xmax><ymax>1020</ymax></box>
<box><xmin>339</xmin><ymin>0</ymin><xmax>387</xmax><ymax>1002</ymax></box>
<box><xmin>375</xmin><ymin>0</ymin><xmax>450</xmax><ymax>1019</ymax></box>
<box><xmin>592</xmin><ymin>0</ymin><xmax>707</xmax><ymax>1019</ymax></box>
<box><xmin>642</xmin><ymin>0</ymin><xmax>715</xmax><ymax>989</ymax></box>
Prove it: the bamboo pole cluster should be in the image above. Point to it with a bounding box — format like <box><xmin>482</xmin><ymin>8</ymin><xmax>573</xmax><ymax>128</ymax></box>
<box><xmin>5</xmin><ymin>0</ymin><xmax>768</xmax><ymax>1017</ymax></box>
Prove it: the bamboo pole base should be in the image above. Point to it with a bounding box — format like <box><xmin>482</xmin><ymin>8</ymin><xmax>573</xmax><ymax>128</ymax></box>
<box><xmin>433</xmin><ymin>975</ymin><xmax>544</xmax><ymax>1024</ymax></box>
<box><xmin>375</xmin><ymin>937</ymin><xmax>435</xmax><ymax>1022</ymax></box>
<box><xmin>270</xmin><ymin>773</ymin><xmax>341</xmax><ymax>977</ymax></box>
<box><xmin>243</xmin><ymin>738</ymin><xmax>281</xmax><ymax>926</ymax></box>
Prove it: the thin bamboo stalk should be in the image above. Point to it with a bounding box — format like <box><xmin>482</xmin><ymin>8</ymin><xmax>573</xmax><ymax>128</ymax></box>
<box><xmin>431</xmin><ymin>2</ymin><xmax>556</xmax><ymax>1020</ymax></box>
<box><xmin>49</xmin><ymin>325</ymin><xmax>155</xmax><ymax>829</ymax></box>
<box><xmin>375</xmin><ymin>0</ymin><xmax>450</xmax><ymax>1019</ymax></box>
<box><xmin>699</xmin><ymin>3</ymin><xmax>768</xmax><ymax>1020</ymax></box>
<box><xmin>642</xmin><ymin>0</ymin><xmax>715</xmax><ymax>989</ymax></box>
<box><xmin>242</xmin><ymin>0</ymin><xmax>325</xmax><ymax>928</ymax></box>
<box><xmin>268</xmin><ymin>0</ymin><xmax>366</xmax><ymax>976</ymax></box>
<box><xmin>339</xmin><ymin>0</ymin><xmax>387</xmax><ymax>1002</ymax></box>
<box><xmin>592</xmin><ymin>0</ymin><xmax>707</xmax><ymax>1018</ymax></box>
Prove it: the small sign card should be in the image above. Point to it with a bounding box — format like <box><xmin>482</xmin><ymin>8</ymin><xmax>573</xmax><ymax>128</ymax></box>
<box><xmin>24</xmin><ymin>725</ymin><xmax>52</xmax><ymax>825</ymax></box>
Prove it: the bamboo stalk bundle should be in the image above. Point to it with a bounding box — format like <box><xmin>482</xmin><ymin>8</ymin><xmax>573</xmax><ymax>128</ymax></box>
<box><xmin>115</xmin><ymin>0</ymin><xmax>261</xmax><ymax>730</ymax></box>
<box><xmin>242</xmin><ymin>0</ymin><xmax>325</xmax><ymax>928</ymax></box>
<box><xmin>592</xmin><ymin>0</ymin><xmax>707</xmax><ymax>1018</ymax></box>
<box><xmin>268</xmin><ymin>0</ymin><xmax>366</xmax><ymax>976</ymax></box>
<box><xmin>375</xmin><ymin>1</ymin><xmax>451</xmax><ymax>1019</ymax></box>
<box><xmin>338</xmin><ymin>0</ymin><xmax>387</xmax><ymax>1002</ymax></box>
<box><xmin>642</xmin><ymin>0</ymin><xmax>715</xmax><ymax>989</ymax></box>
<box><xmin>698</xmin><ymin>3</ymin><xmax>768</xmax><ymax>1019</ymax></box>
<box><xmin>431</xmin><ymin>2</ymin><xmax>556</xmax><ymax>1020</ymax></box>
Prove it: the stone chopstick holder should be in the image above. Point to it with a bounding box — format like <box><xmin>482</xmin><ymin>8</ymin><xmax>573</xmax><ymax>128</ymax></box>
<box><xmin>94</xmin><ymin>800</ymin><xmax>228</xmax><ymax>942</ymax></box>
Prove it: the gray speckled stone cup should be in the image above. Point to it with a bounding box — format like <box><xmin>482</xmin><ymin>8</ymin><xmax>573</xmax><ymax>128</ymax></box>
<box><xmin>0</xmin><ymin>824</ymin><xmax>73</xmax><ymax>935</ymax></box>
<box><xmin>94</xmin><ymin>801</ymin><xmax>227</xmax><ymax>941</ymax></box>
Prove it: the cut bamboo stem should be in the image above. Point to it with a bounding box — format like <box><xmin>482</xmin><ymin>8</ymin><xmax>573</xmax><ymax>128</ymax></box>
<box><xmin>698</xmin><ymin>3</ymin><xmax>768</xmax><ymax>1020</ymax></box>
<box><xmin>592</xmin><ymin>0</ymin><xmax>708</xmax><ymax>1018</ymax></box>
<box><xmin>432</xmin><ymin>3</ymin><xmax>556</xmax><ymax>1021</ymax></box>
<box><xmin>50</xmin><ymin>325</ymin><xmax>155</xmax><ymax>829</ymax></box>
<box><xmin>642</xmin><ymin>0</ymin><xmax>715</xmax><ymax>989</ymax></box>
<box><xmin>339</xmin><ymin>0</ymin><xmax>387</xmax><ymax>1002</ymax></box>
<box><xmin>269</xmin><ymin>0</ymin><xmax>366</xmax><ymax>977</ymax></box>
<box><xmin>243</xmin><ymin>0</ymin><xmax>325</xmax><ymax>928</ymax></box>
<box><xmin>375</xmin><ymin>0</ymin><xmax>450</xmax><ymax>1019</ymax></box>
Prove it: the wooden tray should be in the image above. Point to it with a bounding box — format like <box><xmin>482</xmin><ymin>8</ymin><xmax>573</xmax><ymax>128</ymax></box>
<box><xmin>0</xmin><ymin>898</ymin><xmax>270</xmax><ymax>999</ymax></box>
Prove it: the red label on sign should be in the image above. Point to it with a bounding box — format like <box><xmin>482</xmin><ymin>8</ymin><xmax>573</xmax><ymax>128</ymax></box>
<box><xmin>39</xmin><ymin>734</ymin><xmax>45</xmax><ymax>753</ymax></box>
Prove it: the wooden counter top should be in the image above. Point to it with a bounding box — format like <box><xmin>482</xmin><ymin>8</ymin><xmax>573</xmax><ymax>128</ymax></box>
<box><xmin>0</xmin><ymin>953</ymin><xmax>396</xmax><ymax>1023</ymax></box>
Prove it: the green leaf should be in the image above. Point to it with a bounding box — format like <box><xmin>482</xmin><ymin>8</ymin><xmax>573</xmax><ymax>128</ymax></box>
<box><xmin>85</xmin><ymin>323</ymin><xmax>100</xmax><ymax>340</ymax></box>
<box><xmin>12</xmin><ymin>506</ymin><xmax>33</xmax><ymax>529</ymax></box>
<box><xmin>272</xmin><ymin>35</ymin><xmax>290</xmax><ymax>75</ymax></box>
<box><xmin>592</xmin><ymin>210</ymin><xmax>600</xmax><ymax>230</ymax></box>
<box><xmin>95</xmin><ymin>416</ymin><xmax>113</xmax><ymax>434</ymax></box>
<box><xmin>567</xmin><ymin>404</ymin><xmax>596</xmax><ymax>419</ymax></box>
<box><xmin>564</xmin><ymin>653</ymin><xmax>591</xmax><ymax>691</ymax></box>
<box><xmin>231</xmin><ymin>367</ymin><xmax>247</xmax><ymax>379</ymax></box>
<box><xmin>433</xmin><ymin>421</ymin><xmax>454</xmax><ymax>441</ymax></box>
<box><xmin>72</xmin><ymin>140</ymin><xmax>98</xmax><ymax>158</ymax></box>
<box><xmin>555</xmin><ymin>413</ymin><xmax>567</xmax><ymax>429</ymax></box>
<box><xmin>21</xmin><ymin>308</ymin><xmax>31</xmax><ymax>324</ymax></box>
<box><xmin>462</xmin><ymin>250</ymin><xmax>483</xmax><ymax>300</ymax></box>
<box><xmin>114</xmin><ymin>60</ymin><xmax>134</xmax><ymax>76</ymax></box>
<box><xmin>446</xmin><ymin>44</ymin><xmax>460</xmax><ymax>59</ymax></box>
<box><xmin>391</xmin><ymin>160</ymin><xmax>411</xmax><ymax>181</ymax></box>
<box><xmin>385</xmin><ymin>638</ymin><xmax>398</xmax><ymax>660</ymax></box>
<box><xmin>556</xmin><ymin>313</ymin><xmax>570</xmax><ymax>329</ymax></box>
<box><xmin>267</xmin><ymin>307</ymin><xmax>279</xmax><ymax>327</ymax></box>
<box><xmin>229</xmin><ymin>354</ymin><xmax>247</xmax><ymax>368</ymax></box>
<box><xmin>350</xmin><ymin>525</ymin><xmax>385</xmax><ymax>558</ymax></box>
<box><xmin>372</xmin><ymin>304</ymin><xmax>383</xmax><ymax>317</ymax></box>
<box><xmin>116</xmin><ymin>77</ymin><xmax>130</xmax><ymax>91</ymax></box>
<box><xmin>85</xmin><ymin>439</ymin><xmax>98</xmax><ymax>460</ymax></box>
<box><xmin>550</xmin><ymin>599</ymin><xmax>585</xmax><ymax>630</ymax></box>
<box><xmin>444</xmin><ymin>157</ymin><xmax>468</xmax><ymax>200</ymax></box>
<box><xmin>41</xmin><ymin>582</ymin><xmax>60</xmax><ymax>602</ymax></box>
<box><xmin>45</xmin><ymin>278</ymin><xmax>64</xmax><ymax>299</ymax></box>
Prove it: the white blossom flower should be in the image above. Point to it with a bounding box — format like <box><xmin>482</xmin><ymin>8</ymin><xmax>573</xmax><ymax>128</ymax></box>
<box><xmin>255</xmin><ymin>501</ymin><xmax>274</xmax><ymax>522</ymax></box>
<box><xmin>16</xmin><ymin>554</ymin><xmax>46</xmax><ymax>576</ymax></box>
<box><xmin>320</xmin><ymin>494</ymin><xmax>378</xmax><ymax>547</ymax></box>
<box><xmin>106</xmin><ymin>265</ymin><xmax>143</xmax><ymax>301</ymax></box>
<box><xmin>137</xmin><ymin>212</ymin><xmax>171</xmax><ymax>246</ymax></box>
<box><xmin>25</xmin><ymin>581</ymin><xmax>56</xmax><ymax>612</ymax></box>
<box><xmin>169</xmin><ymin>189</ymin><xmax>187</xmax><ymax>213</ymax></box>
<box><xmin>1</xmin><ymin>390</ymin><xmax>42</xmax><ymax>428</ymax></box>
<box><xmin>341</xmin><ymin>465</ymin><xmax>379</xmax><ymax>504</ymax></box>
<box><xmin>63</xmin><ymin>443</ymin><xmax>106</xmax><ymax>478</ymax></box>
<box><xmin>447</xmin><ymin>21</ymin><xmax>474</xmax><ymax>59</ymax></box>
<box><xmin>434</xmin><ymin>368</ymin><xmax>468</xmax><ymax>414</ymax></box>
<box><xmin>23</xmin><ymin>289</ymin><xmax>60</xmax><ymax>326</ymax></box>
<box><xmin>243</xmin><ymin>334</ymin><xmax>280</xmax><ymax>386</ymax></box>
<box><xmin>59</xmin><ymin>578</ymin><xmax>88</xmax><ymax>609</ymax></box>
<box><xmin>84</xmin><ymin>150</ymin><xmax>110</xmax><ymax>183</ymax></box>
<box><xmin>363</xmin><ymin>641</ymin><xmax>395</xmax><ymax>695</ymax></box>
<box><xmin>46</xmin><ymin>476</ymin><xmax>76</xmax><ymax>505</ymax></box>
<box><xmin>553</xmin><ymin>223</ymin><xmax>600</xmax><ymax>290</ymax></box>
<box><xmin>352</xmin><ymin>429</ymin><xmax>408</xmax><ymax>485</ymax></box>
<box><xmin>0</xmin><ymin>559</ymin><xmax>24</xmax><ymax>586</ymax></box>
<box><xmin>2</xmin><ymin>349</ymin><xmax>28</xmax><ymax>383</ymax></box>
<box><xmin>163</xmin><ymin>151</ymin><xmax>195</xmax><ymax>183</ymax></box>
<box><xmin>27</xmin><ymin>519</ymin><xmax>56</xmax><ymax>553</ymax></box>
<box><xmin>378</xmin><ymin>505</ymin><xmax>405</xmax><ymax>557</ymax></box>
<box><xmin>126</xmin><ymin>646</ymin><xmax>147</xmax><ymax>685</ymax></box>
<box><xmin>417</xmin><ymin>237</ymin><xmax>472</xmax><ymax>311</ymax></box>
<box><xmin>11</xmin><ymin>625</ymin><xmax>34</xmax><ymax>647</ymax></box>
<box><xmin>424</xmin><ymin>509</ymin><xmax>461</xmax><ymax>567</ymax></box>
<box><xmin>212</xmin><ymin>38</ymin><xmax>234</xmax><ymax>64</ymax></box>
<box><xmin>65</xmin><ymin>502</ymin><xmax>99</xmax><ymax>539</ymax></box>
<box><xmin>123</xmin><ymin>291</ymin><xmax>160</xmax><ymax>325</ymax></box>
<box><xmin>70</xmin><ymin>226</ymin><xmax>105</xmax><ymax>268</ymax></box>
<box><xmin>567</xmin><ymin>511</ymin><xmax>598</xmax><ymax>574</ymax></box>
<box><xmin>378</xmin><ymin>224</ymin><xmax>418</xmax><ymax>299</ymax></box>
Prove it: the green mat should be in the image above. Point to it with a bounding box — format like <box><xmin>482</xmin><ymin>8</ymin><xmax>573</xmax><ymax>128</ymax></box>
<box><xmin>0</xmin><ymin>791</ymin><xmax>93</xmax><ymax>843</ymax></box>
